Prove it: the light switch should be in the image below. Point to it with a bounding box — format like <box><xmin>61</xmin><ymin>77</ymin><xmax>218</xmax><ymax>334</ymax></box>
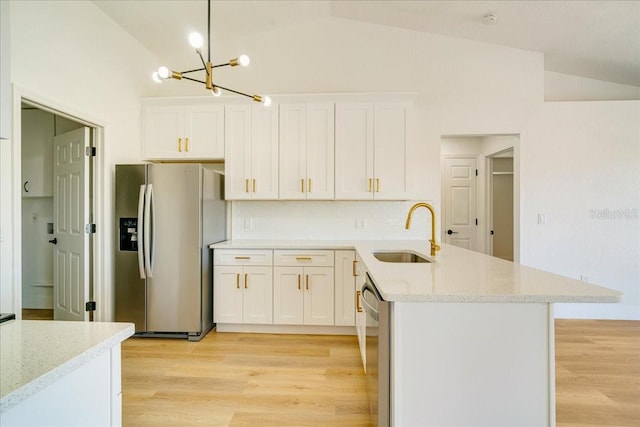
<box><xmin>537</xmin><ymin>213</ymin><xmax>546</xmax><ymax>225</ymax></box>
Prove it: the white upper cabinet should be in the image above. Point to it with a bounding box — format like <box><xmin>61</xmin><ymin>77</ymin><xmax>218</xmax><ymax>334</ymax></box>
<box><xmin>335</xmin><ymin>101</ymin><xmax>409</xmax><ymax>200</ymax></box>
<box><xmin>225</xmin><ymin>104</ymin><xmax>278</xmax><ymax>200</ymax></box>
<box><xmin>0</xmin><ymin>0</ymin><xmax>10</xmax><ymax>140</ymax></box>
<box><xmin>279</xmin><ymin>103</ymin><xmax>334</xmax><ymax>200</ymax></box>
<box><xmin>142</xmin><ymin>100</ymin><xmax>224</xmax><ymax>160</ymax></box>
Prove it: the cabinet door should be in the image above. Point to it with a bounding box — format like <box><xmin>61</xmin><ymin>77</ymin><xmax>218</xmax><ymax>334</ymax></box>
<box><xmin>251</xmin><ymin>106</ymin><xmax>279</xmax><ymax>199</ymax></box>
<box><xmin>273</xmin><ymin>266</ymin><xmax>304</xmax><ymax>325</ymax></box>
<box><xmin>279</xmin><ymin>104</ymin><xmax>307</xmax><ymax>200</ymax></box>
<box><xmin>142</xmin><ymin>105</ymin><xmax>184</xmax><ymax>160</ymax></box>
<box><xmin>213</xmin><ymin>266</ymin><xmax>243</xmax><ymax>323</ymax></box>
<box><xmin>334</xmin><ymin>250</ymin><xmax>356</xmax><ymax>326</ymax></box>
<box><xmin>184</xmin><ymin>104</ymin><xmax>224</xmax><ymax>159</ymax></box>
<box><xmin>335</xmin><ymin>103</ymin><xmax>374</xmax><ymax>200</ymax></box>
<box><xmin>243</xmin><ymin>266</ymin><xmax>273</xmax><ymax>324</ymax></box>
<box><xmin>306</xmin><ymin>103</ymin><xmax>335</xmax><ymax>200</ymax></box>
<box><xmin>224</xmin><ymin>105</ymin><xmax>252</xmax><ymax>199</ymax></box>
<box><xmin>374</xmin><ymin>103</ymin><xmax>408</xmax><ymax>200</ymax></box>
<box><xmin>303</xmin><ymin>266</ymin><xmax>335</xmax><ymax>326</ymax></box>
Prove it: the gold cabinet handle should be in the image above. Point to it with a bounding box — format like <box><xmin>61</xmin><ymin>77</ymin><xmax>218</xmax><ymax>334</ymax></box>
<box><xmin>245</xmin><ymin>179</ymin><xmax>249</xmax><ymax>193</ymax></box>
<box><xmin>236</xmin><ymin>273</ymin><xmax>240</xmax><ymax>289</ymax></box>
<box><xmin>306</xmin><ymin>274</ymin><xmax>309</xmax><ymax>290</ymax></box>
<box><xmin>352</xmin><ymin>260</ymin><xmax>358</xmax><ymax>277</ymax></box>
<box><xmin>301</xmin><ymin>178</ymin><xmax>305</xmax><ymax>193</ymax></box>
<box><xmin>368</xmin><ymin>178</ymin><xmax>372</xmax><ymax>192</ymax></box>
<box><xmin>296</xmin><ymin>256</ymin><xmax>312</xmax><ymax>261</ymax></box>
<box><xmin>297</xmin><ymin>274</ymin><xmax>301</xmax><ymax>290</ymax></box>
<box><xmin>376</xmin><ymin>178</ymin><xmax>380</xmax><ymax>192</ymax></box>
<box><xmin>234</xmin><ymin>256</ymin><xmax>250</xmax><ymax>260</ymax></box>
<box><xmin>356</xmin><ymin>290</ymin><xmax>362</xmax><ymax>312</ymax></box>
<box><xmin>308</xmin><ymin>178</ymin><xmax>312</xmax><ymax>193</ymax></box>
<box><xmin>244</xmin><ymin>273</ymin><xmax>248</xmax><ymax>289</ymax></box>
<box><xmin>177</xmin><ymin>138</ymin><xmax>182</xmax><ymax>152</ymax></box>
<box><xmin>252</xmin><ymin>179</ymin><xmax>256</xmax><ymax>193</ymax></box>
<box><xmin>185</xmin><ymin>137</ymin><xmax>190</xmax><ymax>152</ymax></box>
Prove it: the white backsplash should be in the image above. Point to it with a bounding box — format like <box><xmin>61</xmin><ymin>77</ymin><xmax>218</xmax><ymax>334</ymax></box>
<box><xmin>230</xmin><ymin>200</ymin><xmax>435</xmax><ymax>241</ymax></box>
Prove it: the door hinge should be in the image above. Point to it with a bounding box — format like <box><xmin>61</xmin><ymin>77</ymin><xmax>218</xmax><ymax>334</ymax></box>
<box><xmin>85</xmin><ymin>146</ymin><xmax>96</xmax><ymax>157</ymax></box>
<box><xmin>85</xmin><ymin>223</ymin><xmax>96</xmax><ymax>234</ymax></box>
<box><xmin>85</xmin><ymin>301</ymin><xmax>96</xmax><ymax>312</ymax></box>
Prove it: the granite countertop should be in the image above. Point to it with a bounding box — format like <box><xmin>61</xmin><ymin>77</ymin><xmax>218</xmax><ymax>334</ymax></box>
<box><xmin>210</xmin><ymin>239</ymin><xmax>622</xmax><ymax>304</ymax></box>
<box><xmin>0</xmin><ymin>320</ymin><xmax>134</xmax><ymax>412</ymax></box>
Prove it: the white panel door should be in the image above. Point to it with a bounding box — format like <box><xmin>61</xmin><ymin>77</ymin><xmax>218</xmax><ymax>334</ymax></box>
<box><xmin>306</xmin><ymin>103</ymin><xmax>335</xmax><ymax>200</ymax></box>
<box><xmin>279</xmin><ymin>104</ymin><xmax>307</xmax><ymax>200</ymax></box>
<box><xmin>303</xmin><ymin>266</ymin><xmax>334</xmax><ymax>326</ymax></box>
<box><xmin>243</xmin><ymin>267</ymin><xmax>273</xmax><ymax>324</ymax></box>
<box><xmin>335</xmin><ymin>103</ymin><xmax>374</xmax><ymax>199</ymax></box>
<box><xmin>184</xmin><ymin>104</ymin><xmax>225</xmax><ymax>159</ymax></box>
<box><xmin>53</xmin><ymin>128</ymin><xmax>90</xmax><ymax>321</ymax></box>
<box><xmin>374</xmin><ymin>103</ymin><xmax>408</xmax><ymax>199</ymax></box>
<box><xmin>443</xmin><ymin>157</ymin><xmax>477</xmax><ymax>250</ymax></box>
<box><xmin>273</xmin><ymin>266</ymin><xmax>304</xmax><ymax>324</ymax></box>
<box><xmin>213</xmin><ymin>266</ymin><xmax>244</xmax><ymax>323</ymax></box>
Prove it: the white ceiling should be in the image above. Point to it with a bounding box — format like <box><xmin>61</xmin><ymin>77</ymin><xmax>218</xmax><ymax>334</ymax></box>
<box><xmin>93</xmin><ymin>0</ymin><xmax>640</xmax><ymax>87</ymax></box>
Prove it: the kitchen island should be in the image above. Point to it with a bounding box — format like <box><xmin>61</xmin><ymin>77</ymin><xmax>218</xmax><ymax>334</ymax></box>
<box><xmin>211</xmin><ymin>239</ymin><xmax>621</xmax><ymax>426</ymax></box>
<box><xmin>0</xmin><ymin>320</ymin><xmax>134</xmax><ymax>426</ymax></box>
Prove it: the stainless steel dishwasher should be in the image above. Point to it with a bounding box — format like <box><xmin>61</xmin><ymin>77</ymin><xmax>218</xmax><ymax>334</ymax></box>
<box><xmin>362</xmin><ymin>273</ymin><xmax>390</xmax><ymax>427</ymax></box>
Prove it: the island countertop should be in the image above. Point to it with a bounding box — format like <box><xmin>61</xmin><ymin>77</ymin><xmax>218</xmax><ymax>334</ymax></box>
<box><xmin>210</xmin><ymin>239</ymin><xmax>622</xmax><ymax>304</ymax></box>
<box><xmin>0</xmin><ymin>320</ymin><xmax>134</xmax><ymax>412</ymax></box>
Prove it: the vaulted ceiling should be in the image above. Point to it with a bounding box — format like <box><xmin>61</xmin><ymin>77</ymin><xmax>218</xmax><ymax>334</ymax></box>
<box><xmin>93</xmin><ymin>0</ymin><xmax>640</xmax><ymax>87</ymax></box>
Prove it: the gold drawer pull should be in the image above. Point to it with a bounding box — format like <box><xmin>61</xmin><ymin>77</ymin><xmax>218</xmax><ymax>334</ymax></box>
<box><xmin>306</xmin><ymin>274</ymin><xmax>309</xmax><ymax>290</ymax></box>
<box><xmin>245</xmin><ymin>179</ymin><xmax>249</xmax><ymax>193</ymax></box>
<box><xmin>234</xmin><ymin>256</ymin><xmax>250</xmax><ymax>260</ymax></box>
<box><xmin>236</xmin><ymin>273</ymin><xmax>240</xmax><ymax>289</ymax></box>
<box><xmin>352</xmin><ymin>260</ymin><xmax>358</xmax><ymax>277</ymax></box>
<box><xmin>253</xmin><ymin>179</ymin><xmax>256</xmax><ymax>193</ymax></box>
<box><xmin>297</xmin><ymin>274</ymin><xmax>301</xmax><ymax>290</ymax></box>
<box><xmin>185</xmin><ymin>137</ymin><xmax>190</xmax><ymax>152</ymax></box>
<box><xmin>368</xmin><ymin>178</ymin><xmax>372</xmax><ymax>192</ymax></box>
<box><xmin>177</xmin><ymin>138</ymin><xmax>182</xmax><ymax>152</ymax></box>
<box><xmin>296</xmin><ymin>256</ymin><xmax>312</xmax><ymax>261</ymax></box>
<box><xmin>376</xmin><ymin>178</ymin><xmax>380</xmax><ymax>192</ymax></box>
<box><xmin>356</xmin><ymin>290</ymin><xmax>362</xmax><ymax>312</ymax></box>
<box><xmin>301</xmin><ymin>179</ymin><xmax>305</xmax><ymax>193</ymax></box>
<box><xmin>308</xmin><ymin>178</ymin><xmax>312</xmax><ymax>193</ymax></box>
<box><xmin>244</xmin><ymin>273</ymin><xmax>248</xmax><ymax>288</ymax></box>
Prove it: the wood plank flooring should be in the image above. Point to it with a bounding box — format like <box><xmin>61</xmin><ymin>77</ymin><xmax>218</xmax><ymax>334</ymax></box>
<box><xmin>21</xmin><ymin>308</ymin><xmax>54</xmax><ymax>320</ymax></box>
<box><xmin>121</xmin><ymin>320</ymin><xmax>640</xmax><ymax>427</ymax></box>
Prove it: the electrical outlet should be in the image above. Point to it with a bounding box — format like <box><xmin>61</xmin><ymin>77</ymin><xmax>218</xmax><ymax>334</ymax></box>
<box><xmin>355</xmin><ymin>219</ymin><xmax>367</xmax><ymax>229</ymax></box>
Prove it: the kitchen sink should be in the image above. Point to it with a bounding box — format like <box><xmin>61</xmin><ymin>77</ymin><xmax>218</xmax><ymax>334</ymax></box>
<box><xmin>372</xmin><ymin>251</ymin><xmax>432</xmax><ymax>263</ymax></box>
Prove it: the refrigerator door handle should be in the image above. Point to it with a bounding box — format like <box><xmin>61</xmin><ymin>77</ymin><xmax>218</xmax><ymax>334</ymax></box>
<box><xmin>137</xmin><ymin>184</ymin><xmax>146</xmax><ymax>279</ymax></box>
<box><xmin>144</xmin><ymin>184</ymin><xmax>155</xmax><ymax>278</ymax></box>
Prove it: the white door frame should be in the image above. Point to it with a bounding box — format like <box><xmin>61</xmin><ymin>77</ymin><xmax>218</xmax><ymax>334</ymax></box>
<box><xmin>11</xmin><ymin>86</ymin><xmax>106</xmax><ymax>320</ymax></box>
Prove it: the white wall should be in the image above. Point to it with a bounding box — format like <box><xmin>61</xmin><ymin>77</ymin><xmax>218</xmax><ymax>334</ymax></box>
<box><xmin>1</xmin><ymin>1</ymin><xmax>158</xmax><ymax>319</ymax></box>
<box><xmin>545</xmin><ymin>71</ymin><xmax>640</xmax><ymax>102</ymax></box>
<box><xmin>521</xmin><ymin>101</ymin><xmax>640</xmax><ymax>320</ymax></box>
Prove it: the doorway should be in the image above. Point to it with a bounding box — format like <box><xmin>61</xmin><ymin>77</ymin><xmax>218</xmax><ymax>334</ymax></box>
<box><xmin>20</xmin><ymin>102</ymin><xmax>96</xmax><ymax>321</ymax></box>
<box><xmin>487</xmin><ymin>150</ymin><xmax>514</xmax><ymax>261</ymax></box>
<box><xmin>441</xmin><ymin>135</ymin><xmax>519</xmax><ymax>261</ymax></box>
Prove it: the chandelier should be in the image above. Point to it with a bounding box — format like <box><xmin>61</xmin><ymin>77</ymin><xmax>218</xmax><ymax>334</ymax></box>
<box><xmin>152</xmin><ymin>0</ymin><xmax>271</xmax><ymax>106</ymax></box>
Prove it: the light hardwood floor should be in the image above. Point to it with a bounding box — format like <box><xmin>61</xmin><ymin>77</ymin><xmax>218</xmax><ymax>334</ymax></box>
<box><xmin>122</xmin><ymin>320</ymin><xmax>640</xmax><ymax>427</ymax></box>
<box><xmin>21</xmin><ymin>308</ymin><xmax>54</xmax><ymax>320</ymax></box>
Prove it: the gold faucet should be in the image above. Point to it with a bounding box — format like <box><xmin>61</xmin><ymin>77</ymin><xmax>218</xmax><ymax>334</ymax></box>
<box><xmin>405</xmin><ymin>202</ymin><xmax>441</xmax><ymax>256</ymax></box>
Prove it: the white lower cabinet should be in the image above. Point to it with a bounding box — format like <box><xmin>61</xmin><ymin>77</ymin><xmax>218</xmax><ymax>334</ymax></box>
<box><xmin>334</xmin><ymin>250</ymin><xmax>356</xmax><ymax>326</ymax></box>
<box><xmin>273</xmin><ymin>250</ymin><xmax>334</xmax><ymax>326</ymax></box>
<box><xmin>213</xmin><ymin>250</ymin><xmax>273</xmax><ymax>324</ymax></box>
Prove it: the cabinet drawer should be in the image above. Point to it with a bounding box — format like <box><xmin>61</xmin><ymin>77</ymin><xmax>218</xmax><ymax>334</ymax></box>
<box><xmin>274</xmin><ymin>250</ymin><xmax>334</xmax><ymax>267</ymax></box>
<box><xmin>214</xmin><ymin>249</ymin><xmax>273</xmax><ymax>266</ymax></box>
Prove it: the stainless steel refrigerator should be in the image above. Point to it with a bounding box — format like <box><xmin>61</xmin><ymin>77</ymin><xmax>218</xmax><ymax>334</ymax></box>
<box><xmin>114</xmin><ymin>163</ymin><xmax>226</xmax><ymax>341</ymax></box>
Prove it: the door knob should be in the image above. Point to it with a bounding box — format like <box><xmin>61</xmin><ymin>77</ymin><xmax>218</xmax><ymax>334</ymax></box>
<box><xmin>447</xmin><ymin>229</ymin><xmax>458</xmax><ymax>235</ymax></box>
<box><xmin>48</xmin><ymin>238</ymin><xmax>57</xmax><ymax>245</ymax></box>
